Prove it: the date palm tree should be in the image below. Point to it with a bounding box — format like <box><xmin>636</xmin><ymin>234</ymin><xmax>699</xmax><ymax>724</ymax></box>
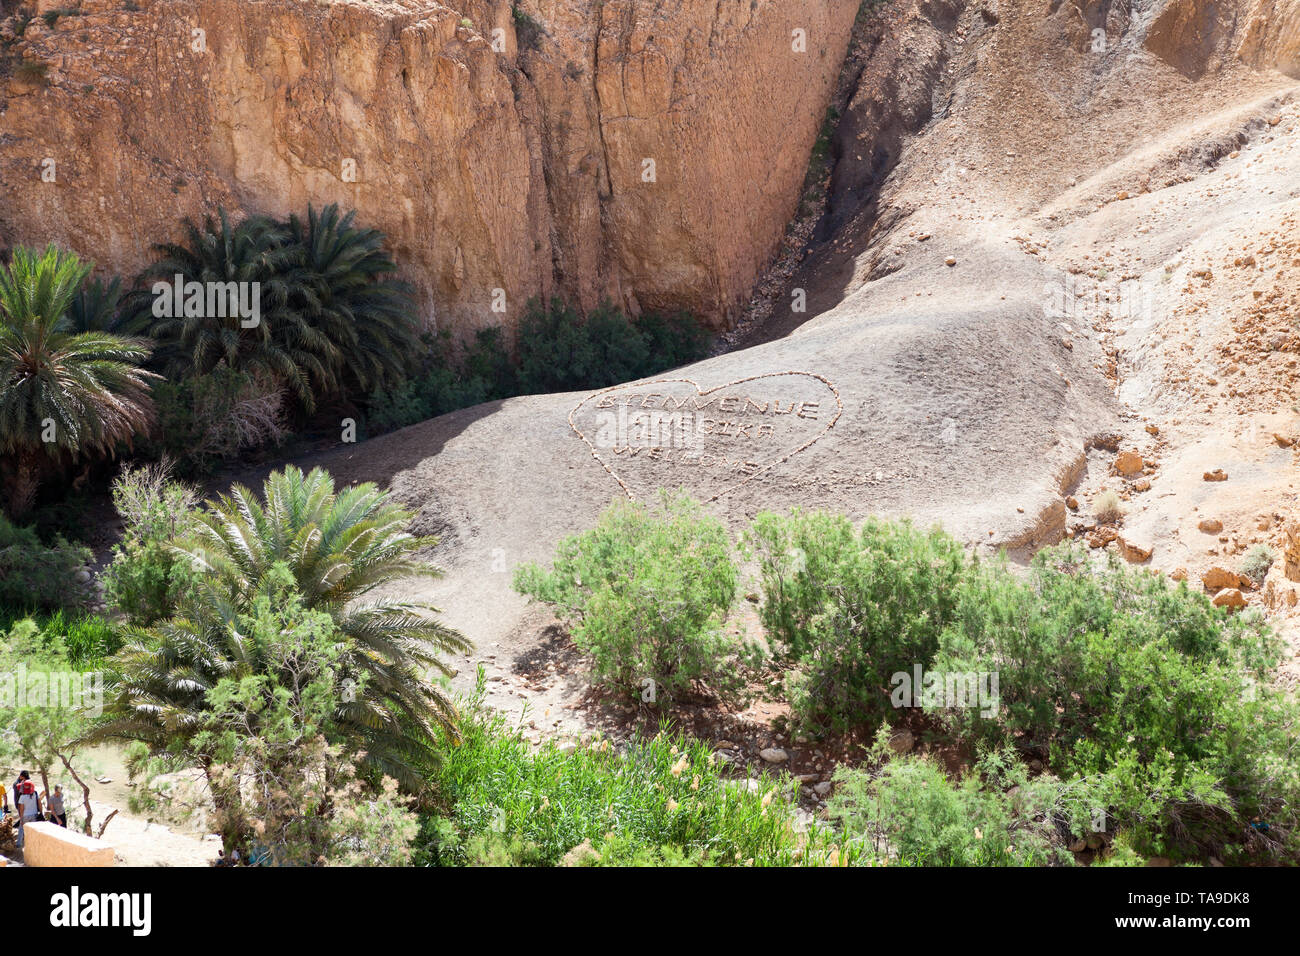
<box><xmin>67</xmin><ymin>275</ymin><xmax>126</xmax><ymax>333</ymax></box>
<box><xmin>95</xmin><ymin>465</ymin><xmax>469</xmax><ymax>795</ymax></box>
<box><xmin>131</xmin><ymin>205</ymin><xmax>420</xmax><ymax>415</ymax></box>
<box><xmin>127</xmin><ymin>209</ymin><xmax>322</xmax><ymax>408</ymax></box>
<box><xmin>0</xmin><ymin>244</ymin><xmax>157</xmax><ymax>516</ymax></box>
<box><xmin>281</xmin><ymin>203</ymin><xmax>420</xmax><ymax>397</ymax></box>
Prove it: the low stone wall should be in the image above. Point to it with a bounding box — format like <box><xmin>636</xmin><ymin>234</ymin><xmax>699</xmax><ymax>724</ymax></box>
<box><xmin>22</xmin><ymin>822</ymin><xmax>116</xmax><ymax>868</ymax></box>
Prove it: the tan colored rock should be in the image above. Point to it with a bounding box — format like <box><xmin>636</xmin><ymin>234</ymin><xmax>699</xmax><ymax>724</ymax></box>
<box><xmin>1170</xmin><ymin>567</ymin><xmax>1189</xmax><ymax>581</ymax></box>
<box><xmin>1197</xmin><ymin>517</ymin><xmax>1224</xmax><ymax>534</ymax></box>
<box><xmin>1132</xmin><ymin>478</ymin><xmax>1151</xmax><ymax>492</ymax></box>
<box><xmin>22</xmin><ymin>822</ymin><xmax>115</xmax><ymax>867</ymax></box>
<box><xmin>1203</xmin><ymin>566</ymin><xmax>1247</xmax><ymax>590</ymax></box>
<box><xmin>1118</xmin><ymin>535</ymin><xmax>1153</xmax><ymax>563</ymax></box>
<box><xmin>1212</xmin><ymin>588</ymin><xmax>1246</xmax><ymax>609</ymax></box>
<box><xmin>1114</xmin><ymin>450</ymin><xmax>1145</xmax><ymax>476</ymax></box>
<box><xmin>1087</xmin><ymin>526</ymin><xmax>1120</xmax><ymax>549</ymax></box>
<box><xmin>1285</xmin><ymin>521</ymin><xmax>1300</xmax><ymax>582</ymax></box>
<box><xmin>1065</xmin><ymin>495</ymin><xmax>1079</xmax><ymax>511</ymax></box>
<box><xmin>1203</xmin><ymin>469</ymin><xmax>1228</xmax><ymax>482</ymax></box>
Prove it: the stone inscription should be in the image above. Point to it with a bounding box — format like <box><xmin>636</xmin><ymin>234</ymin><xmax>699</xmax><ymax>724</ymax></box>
<box><xmin>570</xmin><ymin>372</ymin><xmax>842</xmax><ymax>501</ymax></box>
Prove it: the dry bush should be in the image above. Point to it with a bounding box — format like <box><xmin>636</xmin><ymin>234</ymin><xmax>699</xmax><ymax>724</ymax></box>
<box><xmin>1092</xmin><ymin>489</ymin><xmax>1125</xmax><ymax>524</ymax></box>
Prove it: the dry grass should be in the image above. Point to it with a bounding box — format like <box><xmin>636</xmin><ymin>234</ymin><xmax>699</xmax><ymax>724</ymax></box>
<box><xmin>1092</xmin><ymin>489</ymin><xmax>1125</xmax><ymax>524</ymax></box>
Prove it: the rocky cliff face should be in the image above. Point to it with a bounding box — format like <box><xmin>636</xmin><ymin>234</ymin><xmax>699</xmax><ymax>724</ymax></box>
<box><xmin>0</xmin><ymin>0</ymin><xmax>859</xmax><ymax>334</ymax></box>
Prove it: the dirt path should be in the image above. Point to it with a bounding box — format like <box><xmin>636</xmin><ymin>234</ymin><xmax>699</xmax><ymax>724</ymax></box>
<box><xmin>3</xmin><ymin>745</ymin><xmax>216</xmax><ymax>867</ymax></box>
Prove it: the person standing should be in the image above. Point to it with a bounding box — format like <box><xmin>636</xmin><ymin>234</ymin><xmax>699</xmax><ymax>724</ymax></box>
<box><xmin>14</xmin><ymin>772</ymin><xmax>40</xmax><ymax>849</ymax></box>
<box><xmin>0</xmin><ymin>779</ymin><xmax>8</xmax><ymax>818</ymax></box>
<box><xmin>47</xmin><ymin>785</ymin><xmax>66</xmax><ymax>827</ymax></box>
<box><xmin>16</xmin><ymin>774</ymin><xmax>40</xmax><ymax>822</ymax></box>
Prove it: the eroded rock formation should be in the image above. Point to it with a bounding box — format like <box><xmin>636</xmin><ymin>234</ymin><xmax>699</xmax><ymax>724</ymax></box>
<box><xmin>0</xmin><ymin>0</ymin><xmax>860</xmax><ymax>334</ymax></box>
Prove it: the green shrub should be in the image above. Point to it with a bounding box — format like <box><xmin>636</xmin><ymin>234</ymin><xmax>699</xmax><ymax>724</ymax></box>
<box><xmin>364</xmin><ymin>301</ymin><xmax>708</xmax><ymax>434</ymax></box>
<box><xmin>633</xmin><ymin>309</ymin><xmax>711</xmax><ymax>370</ymax></box>
<box><xmin>514</xmin><ymin>492</ymin><xmax>752</xmax><ymax>705</ymax></box>
<box><xmin>0</xmin><ymin>611</ymin><xmax>120</xmax><ymax>669</ymax></box>
<box><xmin>418</xmin><ymin>679</ymin><xmax>840</xmax><ymax>867</ymax></box>
<box><xmin>101</xmin><ymin>461</ymin><xmax>200</xmax><ymax>624</ymax></box>
<box><xmin>743</xmin><ymin>511</ymin><xmax>969</xmax><ymax>733</ymax></box>
<box><xmin>1240</xmin><ymin>544</ymin><xmax>1276</xmax><ymax>584</ymax></box>
<box><xmin>365</xmin><ymin>328</ymin><xmax>509</xmax><ymax>434</ymax></box>
<box><xmin>0</xmin><ymin>514</ymin><xmax>90</xmax><ymax>612</ymax></box>
<box><xmin>828</xmin><ymin>737</ymin><xmax>1103</xmax><ymax>866</ymax></box>
<box><xmin>29</xmin><ymin>491</ymin><xmax>95</xmax><ymax>545</ymax></box>
<box><xmin>931</xmin><ymin>543</ymin><xmax>1297</xmax><ymax>860</ymax></box>
<box><xmin>30</xmin><ymin>610</ymin><xmax>122</xmax><ymax>668</ymax></box>
<box><xmin>514</xmin><ymin>298</ymin><xmax>708</xmax><ymax>396</ymax></box>
<box><xmin>514</xmin><ymin>297</ymin><xmax>625</xmax><ymax>394</ymax></box>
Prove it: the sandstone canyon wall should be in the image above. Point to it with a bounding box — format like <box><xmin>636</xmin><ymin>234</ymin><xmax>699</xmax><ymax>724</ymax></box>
<box><xmin>0</xmin><ymin>0</ymin><xmax>860</xmax><ymax>336</ymax></box>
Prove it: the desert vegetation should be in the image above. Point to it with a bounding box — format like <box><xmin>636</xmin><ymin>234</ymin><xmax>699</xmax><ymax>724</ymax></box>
<box><xmin>0</xmin><ymin>208</ymin><xmax>711</xmax><ymax>503</ymax></box>
<box><xmin>0</xmin><ymin>204</ymin><xmax>719</xmax><ymax>865</ymax></box>
<box><xmin>7</xmin><ymin>435</ymin><xmax>1294</xmax><ymax>865</ymax></box>
<box><xmin>510</xmin><ymin>499</ymin><xmax>1300</xmax><ymax>866</ymax></box>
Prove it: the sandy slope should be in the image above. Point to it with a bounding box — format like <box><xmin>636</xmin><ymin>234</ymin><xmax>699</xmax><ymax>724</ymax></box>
<box><xmin>75</xmin><ymin>1</ymin><xmax>1300</xmax><ymax>831</ymax></box>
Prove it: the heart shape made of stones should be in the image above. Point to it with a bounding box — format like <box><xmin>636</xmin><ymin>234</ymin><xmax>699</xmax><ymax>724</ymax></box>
<box><xmin>569</xmin><ymin>371</ymin><xmax>842</xmax><ymax>502</ymax></box>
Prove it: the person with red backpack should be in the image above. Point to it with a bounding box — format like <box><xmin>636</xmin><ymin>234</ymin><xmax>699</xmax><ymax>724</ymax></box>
<box><xmin>13</xmin><ymin>772</ymin><xmax>41</xmax><ymax>849</ymax></box>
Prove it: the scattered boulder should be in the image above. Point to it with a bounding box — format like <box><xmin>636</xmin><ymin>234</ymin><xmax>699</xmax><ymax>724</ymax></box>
<box><xmin>1118</xmin><ymin>535</ymin><xmax>1152</xmax><ymax>563</ymax></box>
<box><xmin>1262</xmin><ymin>576</ymin><xmax>1298</xmax><ymax>610</ymax></box>
<box><xmin>1212</xmin><ymin>588</ymin><xmax>1246</xmax><ymax>609</ymax></box>
<box><xmin>1274</xmin><ymin>434</ymin><xmax>1295</xmax><ymax>448</ymax></box>
<box><xmin>1197</xmin><ymin>517</ymin><xmax>1223</xmax><ymax>534</ymax></box>
<box><xmin>1170</xmin><ymin>567</ymin><xmax>1188</xmax><ymax>581</ymax></box>
<box><xmin>1065</xmin><ymin>495</ymin><xmax>1079</xmax><ymax>511</ymax></box>
<box><xmin>1114</xmin><ymin>450</ymin><xmax>1145</xmax><ymax>476</ymax></box>
<box><xmin>759</xmin><ymin>747</ymin><xmax>789</xmax><ymax>764</ymax></box>
<box><xmin>1086</xmin><ymin>527</ymin><xmax>1120</xmax><ymax>549</ymax></box>
<box><xmin>1203</xmin><ymin>566</ymin><xmax>1247</xmax><ymax>590</ymax></box>
<box><xmin>1203</xmin><ymin>469</ymin><xmax>1228</xmax><ymax>482</ymax></box>
<box><xmin>1284</xmin><ymin>521</ymin><xmax>1300</xmax><ymax>582</ymax></box>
